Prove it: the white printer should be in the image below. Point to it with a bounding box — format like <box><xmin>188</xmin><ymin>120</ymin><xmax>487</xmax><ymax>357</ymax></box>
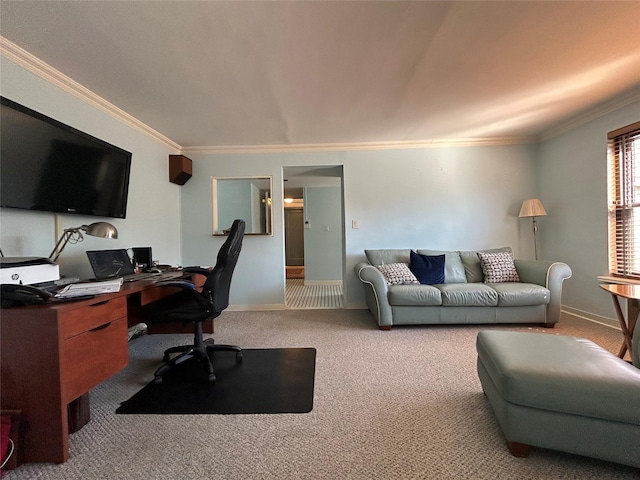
<box><xmin>0</xmin><ymin>257</ymin><xmax>60</xmax><ymax>285</ymax></box>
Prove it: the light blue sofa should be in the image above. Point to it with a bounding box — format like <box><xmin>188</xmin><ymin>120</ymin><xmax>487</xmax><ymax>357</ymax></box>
<box><xmin>476</xmin><ymin>327</ymin><xmax>640</xmax><ymax>467</ymax></box>
<box><xmin>354</xmin><ymin>248</ymin><xmax>572</xmax><ymax>330</ymax></box>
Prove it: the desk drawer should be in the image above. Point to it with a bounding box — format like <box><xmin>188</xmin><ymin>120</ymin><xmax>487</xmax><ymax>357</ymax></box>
<box><xmin>61</xmin><ymin>317</ymin><xmax>128</xmax><ymax>403</ymax></box>
<box><xmin>60</xmin><ymin>297</ymin><xmax>127</xmax><ymax>340</ymax></box>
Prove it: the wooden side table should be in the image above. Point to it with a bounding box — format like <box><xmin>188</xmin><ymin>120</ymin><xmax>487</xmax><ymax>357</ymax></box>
<box><xmin>599</xmin><ymin>283</ymin><xmax>640</xmax><ymax>360</ymax></box>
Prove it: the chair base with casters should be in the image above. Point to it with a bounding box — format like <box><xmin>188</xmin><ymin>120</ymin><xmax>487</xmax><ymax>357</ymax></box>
<box><xmin>153</xmin><ymin>322</ymin><xmax>243</xmax><ymax>384</ymax></box>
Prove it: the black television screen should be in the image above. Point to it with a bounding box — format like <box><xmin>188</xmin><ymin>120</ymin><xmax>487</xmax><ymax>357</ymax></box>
<box><xmin>1</xmin><ymin>97</ymin><xmax>132</xmax><ymax>219</ymax></box>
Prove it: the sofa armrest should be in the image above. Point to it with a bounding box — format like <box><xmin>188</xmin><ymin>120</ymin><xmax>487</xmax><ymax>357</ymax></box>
<box><xmin>515</xmin><ymin>259</ymin><xmax>572</xmax><ymax>324</ymax></box>
<box><xmin>355</xmin><ymin>262</ymin><xmax>392</xmax><ymax>328</ymax></box>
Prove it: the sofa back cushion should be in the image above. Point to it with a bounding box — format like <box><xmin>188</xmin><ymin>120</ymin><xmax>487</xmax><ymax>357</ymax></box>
<box><xmin>459</xmin><ymin>246</ymin><xmax>512</xmax><ymax>283</ymax></box>
<box><xmin>366</xmin><ymin>248</ymin><xmax>518</xmax><ymax>284</ymax></box>
<box><xmin>365</xmin><ymin>249</ymin><xmax>410</xmax><ymax>266</ymax></box>
<box><xmin>416</xmin><ymin>249</ymin><xmax>467</xmax><ymax>283</ymax></box>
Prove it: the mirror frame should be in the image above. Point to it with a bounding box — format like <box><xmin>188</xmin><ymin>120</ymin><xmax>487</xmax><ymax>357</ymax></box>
<box><xmin>211</xmin><ymin>176</ymin><xmax>273</xmax><ymax>236</ymax></box>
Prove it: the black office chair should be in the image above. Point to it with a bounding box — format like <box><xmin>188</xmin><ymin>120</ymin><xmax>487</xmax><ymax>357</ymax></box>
<box><xmin>147</xmin><ymin>219</ymin><xmax>246</xmax><ymax>384</ymax></box>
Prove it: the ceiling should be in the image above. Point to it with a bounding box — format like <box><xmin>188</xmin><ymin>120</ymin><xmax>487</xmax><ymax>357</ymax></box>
<box><xmin>283</xmin><ymin>166</ymin><xmax>342</xmax><ymax>197</ymax></box>
<box><xmin>0</xmin><ymin>1</ymin><xmax>639</xmax><ymax>151</ymax></box>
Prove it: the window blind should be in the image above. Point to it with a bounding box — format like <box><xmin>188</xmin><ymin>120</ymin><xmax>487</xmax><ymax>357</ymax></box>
<box><xmin>608</xmin><ymin>121</ymin><xmax>640</xmax><ymax>279</ymax></box>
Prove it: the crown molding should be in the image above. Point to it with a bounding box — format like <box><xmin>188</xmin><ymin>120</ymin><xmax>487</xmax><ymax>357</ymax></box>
<box><xmin>0</xmin><ymin>36</ymin><xmax>181</xmax><ymax>152</ymax></box>
<box><xmin>6</xmin><ymin>35</ymin><xmax>633</xmax><ymax>155</ymax></box>
<box><xmin>538</xmin><ymin>88</ymin><xmax>640</xmax><ymax>142</ymax></box>
<box><xmin>181</xmin><ymin>136</ymin><xmax>536</xmax><ymax>155</ymax></box>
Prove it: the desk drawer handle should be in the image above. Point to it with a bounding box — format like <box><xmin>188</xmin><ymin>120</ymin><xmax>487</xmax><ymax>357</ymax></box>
<box><xmin>89</xmin><ymin>322</ymin><xmax>111</xmax><ymax>332</ymax></box>
<box><xmin>89</xmin><ymin>300</ymin><xmax>110</xmax><ymax>307</ymax></box>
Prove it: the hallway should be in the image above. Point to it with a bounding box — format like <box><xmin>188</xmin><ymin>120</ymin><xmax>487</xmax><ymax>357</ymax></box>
<box><xmin>285</xmin><ymin>279</ymin><xmax>344</xmax><ymax>309</ymax></box>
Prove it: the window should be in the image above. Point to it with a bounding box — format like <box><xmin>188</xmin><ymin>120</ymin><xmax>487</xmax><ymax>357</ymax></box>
<box><xmin>608</xmin><ymin>121</ymin><xmax>640</xmax><ymax>278</ymax></box>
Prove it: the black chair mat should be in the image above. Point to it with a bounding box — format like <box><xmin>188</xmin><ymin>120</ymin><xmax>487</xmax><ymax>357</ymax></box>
<box><xmin>116</xmin><ymin>348</ymin><xmax>316</xmax><ymax>415</ymax></box>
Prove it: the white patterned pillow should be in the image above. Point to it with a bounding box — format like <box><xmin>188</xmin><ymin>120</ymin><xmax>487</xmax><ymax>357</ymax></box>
<box><xmin>375</xmin><ymin>263</ymin><xmax>419</xmax><ymax>285</ymax></box>
<box><xmin>477</xmin><ymin>251</ymin><xmax>520</xmax><ymax>283</ymax></box>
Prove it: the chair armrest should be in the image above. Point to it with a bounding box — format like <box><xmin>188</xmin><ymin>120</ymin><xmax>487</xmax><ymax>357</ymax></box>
<box><xmin>153</xmin><ymin>279</ymin><xmax>211</xmax><ymax>311</ymax></box>
<box><xmin>355</xmin><ymin>262</ymin><xmax>387</xmax><ymax>290</ymax></box>
<box><xmin>355</xmin><ymin>262</ymin><xmax>392</xmax><ymax>327</ymax></box>
<box><xmin>183</xmin><ymin>266</ymin><xmax>212</xmax><ymax>277</ymax></box>
<box><xmin>515</xmin><ymin>260</ymin><xmax>572</xmax><ymax>288</ymax></box>
<box><xmin>153</xmin><ymin>280</ymin><xmax>197</xmax><ymax>290</ymax></box>
<box><xmin>515</xmin><ymin>259</ymin><xmax>572</xmax><ymax>324</ymax></box>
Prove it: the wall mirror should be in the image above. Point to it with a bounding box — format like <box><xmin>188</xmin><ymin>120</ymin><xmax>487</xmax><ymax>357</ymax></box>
<box><xmin>212</xmin><ymin>176</ymin><xmax>273</xmax><ymax>235</ymax></box>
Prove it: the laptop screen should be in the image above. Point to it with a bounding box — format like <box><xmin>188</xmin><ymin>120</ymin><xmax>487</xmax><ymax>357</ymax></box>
<box><xmin>86</xmin><ymin>249</ymin><xmax>135</xmax><ymax>280</ymax></box>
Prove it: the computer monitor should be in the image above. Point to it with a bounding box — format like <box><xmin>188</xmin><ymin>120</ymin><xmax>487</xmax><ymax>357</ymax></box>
<box><xmin>132</xmin><ymin>247</ymin><xmax>153</xmax><ymax>270</ymax></box>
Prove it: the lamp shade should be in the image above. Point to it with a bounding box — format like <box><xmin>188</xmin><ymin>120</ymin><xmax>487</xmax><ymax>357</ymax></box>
<box><xmin>49</xmin><ymin>222</ymin><xmax>118</xmax><ymax>262</ymax></box>
<box><xmin>82</xmin><ymin>222</ymin><xmax>118</xmax><ymax>239</ymax></box>
<box><xmin>518</xmin><ymin>199</ymin><xmax>547</xmax><ymax>218</ymax></box>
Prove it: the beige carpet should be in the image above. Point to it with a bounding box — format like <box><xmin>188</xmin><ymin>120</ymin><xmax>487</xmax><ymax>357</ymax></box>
<box><xmin>5</xmin><ymin>310</ymin><xmax>637</xmax><ymax>480</ymax></box>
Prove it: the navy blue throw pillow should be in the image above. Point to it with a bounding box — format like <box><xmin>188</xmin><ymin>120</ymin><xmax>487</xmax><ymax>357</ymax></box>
<box><xmin>409</xmin><ymin>251</ymin><xmax>445</xmax><ymax>285</ymax></box>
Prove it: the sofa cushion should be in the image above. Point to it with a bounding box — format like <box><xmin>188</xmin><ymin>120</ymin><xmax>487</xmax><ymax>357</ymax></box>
<box><xmin>491</xmin><ymin>283</ymin><xmax>550</xmax><ymax>306</ymax></box>
<box><xmin>436</xmin><ymin>283</ymin><xmax>498</xmax><ymax>306</ymax></box>
<box><xmin>409</xmin><ymin>251</ymin><xmax>445</xmax><ymax>285</ymax></box>
<box><xmin>477</xmin><ymin>251</ymin><xmax>520</xmax><ymax>283</ymax></box>
<box><xmin>388</xmin><ymin>285</ymin><xmax>442</xmax><ymax>306</ymax></box>
<box><xmin>365</xmin><ymin>249</ymin><xmax>410</xmax><ymax>266</ymax></box>
<box><xmin>416</xmin><ymin>249</ymin><xmax>466</xmax><ymax>283</ymax></box>
<box><xmin>375</xmin><ymin>263</ymin><xmax>419</xmax><ymax>285</ymax></box>
<box><xmin>476</xmin><ymin>331</ymin><xmax>640</xmax><ymax>425</ymax></box>
<box><xmin>459</xmin><ymin>246</ymin><xmax>512</xmax><ymax>283</ymax></box>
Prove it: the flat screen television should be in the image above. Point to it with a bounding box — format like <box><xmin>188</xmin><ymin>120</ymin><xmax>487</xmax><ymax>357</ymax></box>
<box><xmin>1</xmin><ymin>97</ymin><xmax>132</xmax><ymax>219</ymax></box>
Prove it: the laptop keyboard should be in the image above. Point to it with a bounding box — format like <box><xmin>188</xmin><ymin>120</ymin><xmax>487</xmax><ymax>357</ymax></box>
<box><xmin>121</xmin><ymin>272</ymin><xmax>157</xmax><ymax>282</ymax></box>
<box><xmin>122</xmin><ymin>271</ymin><xmax>183</xmax><ymax>283</ymax></box>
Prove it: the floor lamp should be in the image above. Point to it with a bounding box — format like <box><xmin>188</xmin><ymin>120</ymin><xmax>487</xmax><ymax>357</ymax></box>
<box><xmin>518</xmin><ymin>199</ymin><xmax>547</xmax><ymax>260</ymax></box>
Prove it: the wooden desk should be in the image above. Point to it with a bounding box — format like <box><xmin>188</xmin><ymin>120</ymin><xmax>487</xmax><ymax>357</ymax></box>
<box><xmin>0</xmin><ymin>277</ymin><xmax>205</xmax><ymax>464</ymax></box>
<box><xmin>599</xmin><ymin>283</ymin><xmax>639</xmax><ymax>360</ymax></box>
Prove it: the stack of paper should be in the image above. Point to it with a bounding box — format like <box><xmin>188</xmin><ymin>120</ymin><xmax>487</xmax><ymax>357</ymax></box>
<box><xmin>55</xmin><ymin>278</ymin><xmax>123</xmax><ymax>299</ymax></box>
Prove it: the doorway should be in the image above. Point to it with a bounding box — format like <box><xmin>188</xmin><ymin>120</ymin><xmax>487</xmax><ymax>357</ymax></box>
<box><xmin>285</xmin><ymin>207</ymin><xmax>305</xmax><ymax>279</ymax></box>
<box><xmin>283</xmin><ymin>166</ymin><xmax>345</xmax><ymax>309</ymax></box>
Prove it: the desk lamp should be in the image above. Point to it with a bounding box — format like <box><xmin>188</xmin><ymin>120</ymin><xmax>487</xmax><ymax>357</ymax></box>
<box><xmin>49</xmin><ymin>222</ymin><xmax>118</xmax><ymax>262</ymax></box>
<box><xmin>518</xmin><ymin>199</ymin><xmax>547</xmax><ymax>260</ymax></box>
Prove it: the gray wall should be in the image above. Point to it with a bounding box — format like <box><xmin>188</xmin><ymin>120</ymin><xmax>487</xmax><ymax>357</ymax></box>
<box><xmin>180</xmin><ymin>146</ymin><xmax>538</xmax><ymax>309</ymax></box>
<box><xmin>537</xmin><ymin>99</ymin><xmax>640</xmax><ymax>322</ymax></box>
<box><xmin>0</xmin><ymin>58</ymin><xmax>182</xmax><ymax>279</ymax></box>
<box><xmin>303</xmin><ymin>186</ymin><xmax>343</xmax><ymax>283</ymax></box>
<box><xmin>4</xmin><ymin>51</ymin><xmax>635</xmax><ymax>325</ymax></box>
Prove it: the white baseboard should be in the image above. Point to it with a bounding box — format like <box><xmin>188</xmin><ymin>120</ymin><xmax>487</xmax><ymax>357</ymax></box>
<box><xmin>303</xmin><ymin>280</ymin><xmax>343</xmax><ymax>286</ymax></box>
<box><xmin>561</xmin><ymin>306</ymin><xmax>620</xmax><ymax>330</ymax></box>
<box><xmin>227</xmin><ymin>304</ymin><xmax>286</xmax><ymax>311</ymax></box>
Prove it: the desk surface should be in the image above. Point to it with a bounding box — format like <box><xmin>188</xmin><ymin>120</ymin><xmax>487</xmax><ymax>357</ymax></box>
<box><xmin>599</xmin><ymin>283</ymin><xmax>639</xmax><ymax>361</ymax></box>
<box><xmin>599</xmin><ymin>283</ymin><xmax>640</xmax><ymax>300</ymax></box>
<box><xmin>6</xmin><ymin>276</ymin><xmax>189</xmax><ymax>319</ymax></box>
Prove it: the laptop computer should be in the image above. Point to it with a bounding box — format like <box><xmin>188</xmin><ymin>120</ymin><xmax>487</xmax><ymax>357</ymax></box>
<box><xmin>86</xmin><ymin>249</ymin><xmax>159</xmax><ymax>282</ymax></box>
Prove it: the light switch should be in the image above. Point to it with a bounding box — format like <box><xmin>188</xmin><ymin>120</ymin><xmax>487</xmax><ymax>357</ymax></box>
<box><xmin>352</xmin><ymin>219</ymin><xmax>359</xmax><ymax>229</ymax></box>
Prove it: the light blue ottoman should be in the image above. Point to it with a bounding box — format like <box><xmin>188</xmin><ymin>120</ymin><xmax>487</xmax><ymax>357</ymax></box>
<box><xmin>476</xmin><ymin>329</ymin><xmax>640</xmax><ymax>468</ymax></box>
